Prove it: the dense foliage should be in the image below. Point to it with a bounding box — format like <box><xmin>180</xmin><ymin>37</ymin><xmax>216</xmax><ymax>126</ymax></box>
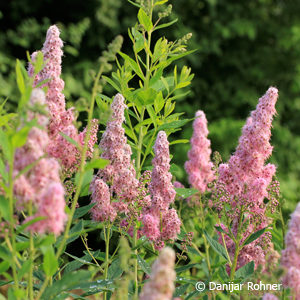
<box><xmin>0</xmin><ymin>1</ymin><xmax>299</xmax><ymax>299</ymax></box>
<box><xmin>1</xmin><ymin>0</ymin><xmax>300</xmax><ymax>207</ymax></box>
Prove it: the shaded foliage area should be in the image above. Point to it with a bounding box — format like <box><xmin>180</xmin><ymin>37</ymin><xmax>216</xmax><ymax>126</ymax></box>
<box><xmin>1</xmin><ymin>0</ymin><xmax>300</xmax><ymax>206</ymax></box>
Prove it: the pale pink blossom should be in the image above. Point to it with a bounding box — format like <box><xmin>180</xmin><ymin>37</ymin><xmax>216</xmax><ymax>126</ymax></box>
<box><xmin>173</xmin><ymin>181</ymin><xmax>184</xmax><ymax>188</ymax></box>
<box><xmin>215</xmin><ymin>87</ymin><xmax>279</xmax><ymax>271</ymax></box>
<box><xmin>142</xmin><ymin>131</ymin><xmax>181</xmax><ymax>248</ymax></box>
<box><xmin>149</xmin><ymin>131</ymin><xmax>176</xmax><ymax>211</ymax></box>
<box><xmin>29</xmin><ymin>25</ymin><xmax>98</xmax><ymax>173</ymax></box>
<box><xmin>281</xmin><ymin>203</ymin><xmax>300</xmax><ymax>298</ymax></box>
<box><xmin>90</xmin><ymin>178</ymin><xmax>116</xmax><ymax>222</ymax></box>
<box><xmin>262</xmin><ymin>294</ymin><xmax>278</xmax><ymax>300</ymax></box>
<box><xmin>185</xmin><ymin>110</ymin><xmax>214</xmax><ymax>192</ymax></box>
<box><xmin>14</xmin><ymin>89</ymin><xmax>66</xmax><ymax>235</ymax></box>
<box><xmin>139</xmin><ymin>247</ymin><xmax>176</xmax><ymax>300</ymax></box>
<box><xmin>142</xmin><ymin>214</ymin><xmax>160</xmax><ymax>241</ymax></box>
<box><xmin>90</xmin><ymin>94</ymin><xmax>138</xmax><ymax>221</ymax></box>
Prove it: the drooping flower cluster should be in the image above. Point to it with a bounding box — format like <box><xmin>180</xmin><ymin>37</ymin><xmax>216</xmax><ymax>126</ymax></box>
<box><xmin>142</xmin><ymin>131</ymin><xmax>181</xmax><ymax>249</ymax></box>
<box><xmin>281</xmin><ymin>203</ymin><xmax>300</xmax><ymax>298</ymax></box>
<box><xmin>139</xmin><ymin>247</ymin><xmax>176</xmax><ymax>300</ymax></box>
<box><xmin>90</xmin><ymin>94</ymin><xmax>139</xmax><ymax>222</ymax></box>
<box><xmin>185</xmin><ymin>110</ymin><xmax>215</xmax><ymax>192</ymax></box>
<box><xmin>28</xmin><ymin>25</ymin><xmax>98</xmax><ymax>174</ymax></box>
<box><xmin>215</xmin><ymin>87</ymin><xmax>279</xmax><ymax>271</ymax></box>
<box><xmin>13</xmin><ymin>89</ymin><xmax>67</xmax><ymax>235</ymax></box>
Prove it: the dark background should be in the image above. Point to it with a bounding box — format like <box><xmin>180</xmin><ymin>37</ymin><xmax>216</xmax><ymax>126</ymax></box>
<box><xmin>1</xmin><ymin>0</ymin><xmax>299</xmax><ymax>211</ymax></box>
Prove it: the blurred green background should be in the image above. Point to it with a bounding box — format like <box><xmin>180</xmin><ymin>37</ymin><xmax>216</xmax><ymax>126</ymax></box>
<box><xmin>1</xmin><ymin>0</ymin><xmax>299</xmax><ymax>210</ymax></box>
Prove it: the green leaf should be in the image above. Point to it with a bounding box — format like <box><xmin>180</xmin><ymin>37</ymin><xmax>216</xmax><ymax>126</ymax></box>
<box><xmin>73</xmin><ymin>203</ymin><xmax>96</xmax><ymax>219</ymax></box>
<box><xmin>118</xmin><ymin>52</ymin><xmax>144</xmax><ymax>80</ymax></box>
<box><xmin>0</xmin><ymin>195</ymin><xmax>10</xmax><ymax>221</ymax></box>
<box><xmin>158</xmin><ymin>119</ymin><xmax>192</xmax><ymax>131</ymax></box>
<box><xmin>169</xmin><ymin>139</ymin><xmax>189</xmax><ymax>145</ymax></box>
<box><xmin>75</xmin><ymin>169</ymin><xmax>93</xmax><ymax>196</ymax></box>
<box><xmin>132</xmin><ymin>27</ymin><xmax>144</xmax><ymax>53</ymax></box>
<box><xmin>33</xmin><ymin>51</ymin><xmax>44</xmax><ymax>75</ymax></box>
<box><xmin>11</xmin><ymin>121</ymin><xmax>37</xmax><ymax>148</ymax></box>
<box><xmin>16</xmin><ymin>59</ymin><xmax>25</xmax><ymax>94</ymax></box>
<box><xmin>108</xmin><ymin>258</ymin><xmax>123</xmax><ymax>280</ymax></box>
<box><xmin>64</xmin><ymin>252</ymin><xmax>98</xmax><ymax>274</ymax></box>
<box><xmin>154</xmin><ymin>0</ymin><xmax>168</xmax><ymax>5</ymax></box>
<box><xmin>167</xmin><ymin>49</ymin><xmax>197</xmax><ymax>64</ymax></box>
<box><xmin>0</xmin><ymin>129</ymin><xmax>12</xmax><ymax>161</ymax></box>
<box><xmin>136</xmin><ymin>88</ymin><xmax>157</xmax><ymax>106</ymax></box>
<box><xmin>154</xmin><ymin>91</ymin><xmax>164</xmax><ymax>113</ymax></box>
<box><xmin>41</xmin><ymin>270</ymin><xmax>92</xmax><ymax>300</ymax></box>
<box><xmin>234</xmin><ymin>261</ymin><xmax>254</xmax><ymax>280</ymax></box>
<box><xmin>214</xmin><ymin>225</ymin><xmax>227</xmax><ymax>235</ymax></box>
<box><xmin>0</xmin><ymin>113</ymin><xmax>17</xmax><ymax>127</ymax></box>
<box><xmin>0</xmin><ymin>261</ymin><xmax>10</xmax><ymax>275</ymax></box>
<box><xmin>17</xmin><ymin>259</ymin><xmax>31</xmax><ymax>279</ymax></box>
<box><xmin>175</xmin><ymin>263</ymin><xmax>201</xmax><ymax>273</ymax></box>
<box><xmin>16</xmin><ymin>216</ymin><xmax>46</xmax><ymax>234</ymax></box>
<box><xmin>154</xmin><ymin>18</ymin><xmax>178</xmax><ymax>31</ymax></box>
<box><xmin>35</xmin><ymin>234</ymin><xmax>56</xmax><ymax>248</ymax></box>
<box><xmin>102</xmin><ymin>75</ymin><xmax>121</xmax><ymax>93</ymax></box>
<box><xmin>66</xmin><ymin>219</ymin><xmax>84</xmax><ymax>244</ymax></box>
<box><xmin>15</xmin><ymin>241</ymin><xmax>30</xmax><ymax>252</ymax></box>
<box><xmin>146</xmin><ymin>105</ymin><xmax>157</xmax><ymax>128</ymax></box>
<box><xmin>85</xmin><ymin>158</ymin><xmax>110</xmax><ymax>171</ymax></box>
<box><xmin>77</xmin><ymin>280</ymin><xmax>114</xmax><ymax>297</ymax></box>
<box><xmin>41</xmin><ymin>245</ymin><xmax>58</xmax><ymax>277</ymax></box>
<box><xmin>138</xmin><ymin>8</ymin><xmax>153</xmax><ymax>32</ymax></box>
<box><xmin>204</xmin><ymin>230</ymin><xmax>228</xmax><ymax>261</ymax></box>
<box><xmin>137</xmin><ymin>255</ymin><xmax>151</xmax><ymax>275</ymax></box>
<box><xmin>127</xmin><ymin>0</ymin><xmax>141</xmax><ymax>8</ymax></box>
<box><xmin>0</xmin><ymin>245</ymin><xmax>12</xmax><ymax>261</ymax></box>
<box><xmin>59</xmin><ymin>132</ymin><xmax>81</xmax><ymax>149</ymax></box>
<box><xmin>174</xmin><ymin>283</ymin><xmax>189</xmax><ymax>297</ymax></box>
<box><xmin>243</xmin><ymin>228</ymin><xmax>267</xmax><ymax>246</ymax></box>
<box><xmin>175</xmin><ymin>188</ymin><xmax>198</xmax><ymax>198</ymax></box>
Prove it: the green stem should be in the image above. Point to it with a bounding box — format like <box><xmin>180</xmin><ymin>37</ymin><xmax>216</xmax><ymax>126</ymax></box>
<box><xmin>104</xmin><ymin>225</ymin><xmax>111</xmax><ymax>300</ymax></box>
<box><xmin>133</xmin><ymin>226</ymin><xmax>138</xmax><ymax>299</ymax></box>
<box><xmin>229</xmin><ymin>243</ymin><xmax>240</xmax><ymax>280</ymax></box>
<box><xmin>279</xmin><ymin>204</ymin><xmax>286</xmax><ymax>249</ymax></box>
<box><xmin>28</xmin><ymin>202</ymin><xmax>35</xmax><ymax>300</ymax></box>
<box><xmin>136</xmin><ymin>115</ymin><xmax>145</xmax><ymax>176</ymax></box>
<box><xmin>8</xmin><ymin>150</ymin><xmax>19</xmax><ymax>296</ymax></box>
<box><xmin>80</xmin><ymin>235</ymin><xmax>104</xmax><ymax>273</ymax></box>
<box><xmin>199</xmin><ymin>195</ymin><xmax>211</xmax><ymax>275</ymax></box>
<box><xmin>229</xmin><ymin>210</ymin><xmax>244</xmax><ymax>280</ymax></box>
<box><xmin>36</xmin><ymin>65</ymin><xmax>103</xmax><ymax>300</ymax></box>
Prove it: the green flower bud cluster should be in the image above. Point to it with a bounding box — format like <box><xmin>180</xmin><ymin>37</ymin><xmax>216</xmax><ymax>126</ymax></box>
<box><xmin>98</xmin><ymin>35</ymin><xmax>123</xmax><ymax>73</ymax></box>
<box><xmin>158</xmin><ymin>4</ymin><xmax>172</xmax><ymax>19</ymax></box>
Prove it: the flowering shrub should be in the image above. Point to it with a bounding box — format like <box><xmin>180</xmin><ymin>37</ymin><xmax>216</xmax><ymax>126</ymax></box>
<box><xmin>0</xmin><ymin>1</ymin><xmax>299</xmax><ymax>299</ymax></box>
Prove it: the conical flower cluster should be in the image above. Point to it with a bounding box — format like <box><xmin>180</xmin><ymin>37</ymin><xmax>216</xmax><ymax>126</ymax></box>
<box><xmin>139</xmin><ymin>247</ymin><xmax>176</xmax><ymax>300</ymax></box>
<box><xmin>90</xmin><ymin>94</ymin><xmax>139</xmax><ymax>222</ymax></box>
<box><xmin>143</xmin><ymin>131</ymin><xmax>181</xmax><ymax>249</ymax></box>
<box><xmin>28</xmin><ymin>25</ymin><xmax>98</xmax><ymax>174</ymax></box>
<box><xmin>14</xmin><ymin>89</ymin><xmax>67</xmax><ymax>235</ymax></box>
<box><xmin>216</xmin><ymin>87</ymin><xmax>279</xmax><ymax>270</ymax></box>
<box><xmin>185</xmin><ymin>110</ymin><xmax>214</xmax><ymax>192</ymax></box>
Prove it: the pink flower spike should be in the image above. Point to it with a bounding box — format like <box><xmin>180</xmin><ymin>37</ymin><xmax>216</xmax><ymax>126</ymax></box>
<box><xmin>281</xmin><ymin>203</ymin><xmax>300</xmax><ymax>298</ymax></box>
<box><xmin>14</xmin><ymin>89</ymin><xmax>67</xmax><ymax>235</ymax></box>
<box><xmin>149</xmin><ymin>131</ymin><xmax>176</xmax><ymax>211</ymax></box>
<box><xmin>139</xmin><ymin>247</ymin><xmax>176</xmax><ymax>300</ymax></box>
<box><xmin>215</xmin><ymin>87</ymin><xmax>279</xmax><ymax>272</ymax></box>
<box><xmin>185</xmin><ymin>110</ymin><xmax>215</xmax><ymax>192</ymax></box>
<box><xmin>28</xmin><ymin>25</ymin><xmax>98</xmax><ymax>174</ymax></box>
